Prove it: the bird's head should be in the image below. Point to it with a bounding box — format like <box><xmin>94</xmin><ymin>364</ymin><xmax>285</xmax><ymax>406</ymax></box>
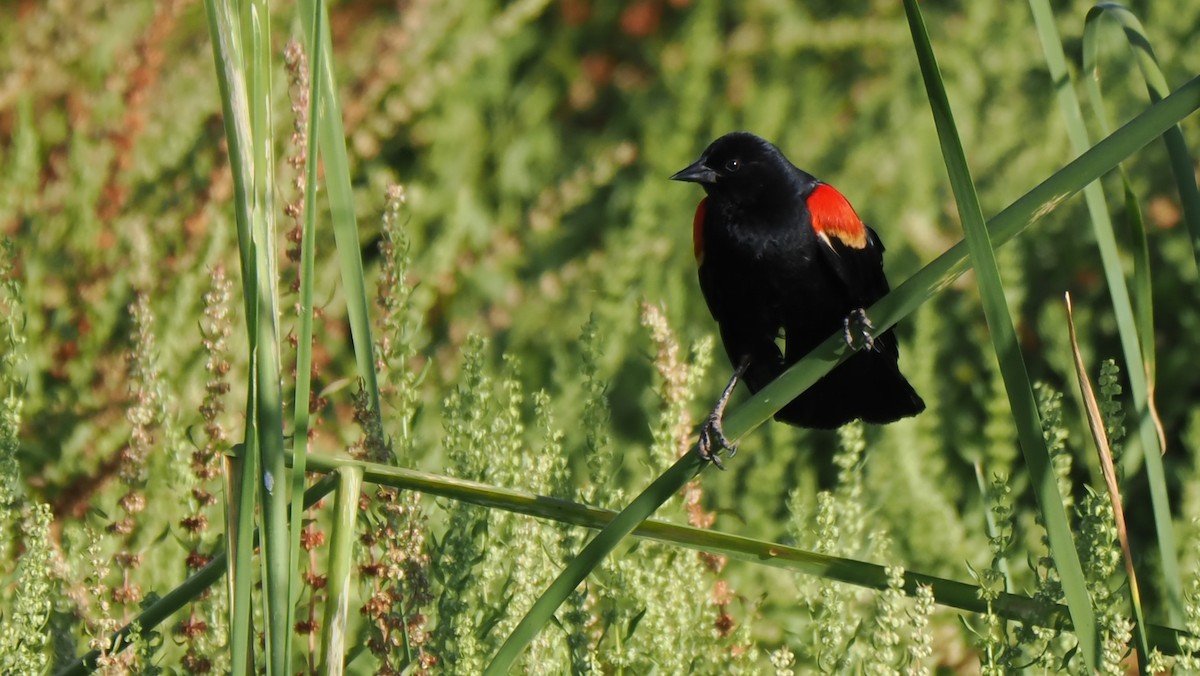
<box><xmin>670</xmin><ymin>132</ymin><xmax>811</xmax><ymax>206</ymax></box>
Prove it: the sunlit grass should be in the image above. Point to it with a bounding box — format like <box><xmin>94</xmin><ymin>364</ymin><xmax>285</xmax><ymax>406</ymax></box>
<box><xmin>2</xmin><ymin>1</ymin><xmax>1199</xmax><ymax>672</ymax></box>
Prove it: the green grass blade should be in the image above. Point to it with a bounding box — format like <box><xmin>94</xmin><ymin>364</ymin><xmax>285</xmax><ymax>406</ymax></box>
<box><xmin>319</xmin><ymin>467</ymin><xmax>363</xmax><ymax>675</ymax></box>
<box><xmin>1089</xmin><ymin>3</ymin><xmax>1200</xmax><ymax>268</ymax></box>
<box><xmin>1027</xmin><ymin>0</ymin><xmax>1157</xmax><ymax>465</ymax></box>
<box><xmin>487</xmin><ymin>76</ymin><xmax>1200</xmax><ymax>670</ymax></box>
<box><xmin>1066</xmin><ymin>294</ymin><xmax>1151</xmax><ymax>673</ymax></box>
<box><xmin>1082</xmin><ymin>4</ymin><xmax>1189</xmax><ymax>620</ymax></box>
<box><xmin>296</xmin><ymin>0</ymin><xmax>383</xmax><ymax>430</ymax></box>
<box><xmin>903</xmin><ymin>0</ymin><xmax>1098</xmax><ymax>667</ymax></box>
<box><xmin>201</xmin><ymin>0</ymin><xmax>253</xmax><ymax>320</ymax></box>
<box><xmin>240</xmin><ymin>0</ymin><xmax>290</xmax><ymax>671</ymax></box>
<box><xmin>201</xmin><ymin>1</ymin><xmax>260</xmax><ymax>671</ymax></box>
<box><xmin>1114</xmin><ymin>179</ymin><xmax>1164</xmax><ymax>454</ymax></box>
<box><xmin>1030</xmin><ymin>0</ymin><xmax>1179</xmax><ymax>622</ymax></box>
<box><xmin>287</xmin><ymin>0</ymin><xmax>324</xmax><ymax>658</ymax></box>
<box><xmin>225</xmin><ymin>444</ymin><xmax>258</xmax><ymax>675</ymax></box>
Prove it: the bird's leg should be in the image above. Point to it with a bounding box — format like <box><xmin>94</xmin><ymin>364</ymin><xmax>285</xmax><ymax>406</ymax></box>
<box><xmin>843</xmin><ymin>308</ymin><xmax>876</xmax><ymax>352</ymax></box>
<box><xmin>698</xmin><ymin>356</ymin><xmax>751</xmax><ymax>470</ymax></box>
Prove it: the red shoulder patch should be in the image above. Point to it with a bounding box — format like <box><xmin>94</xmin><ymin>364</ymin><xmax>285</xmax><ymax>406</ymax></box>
<box><xmin>807</xmin><ymin>183</ymin><xmax>867</xmax><ymax>249</ymax></box>
<box><xmin>692</xmin><ymin>197</ymin><xmax>707</xmax><ymax>263</ymax></box>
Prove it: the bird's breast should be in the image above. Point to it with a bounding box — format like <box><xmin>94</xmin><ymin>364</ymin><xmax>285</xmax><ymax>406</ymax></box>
<box><xmin>706</xmin><ymin>202</ymin><xmax>818</xmax><ymax>274</ymax></box>
<box><xmin>701</xmin><ymin>201</ymin><xmax>833</xmax><ymax>312</ymax></box>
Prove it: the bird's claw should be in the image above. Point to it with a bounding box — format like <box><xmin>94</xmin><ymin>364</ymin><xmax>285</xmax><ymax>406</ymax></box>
<box><xmin>843</xmin><ymin>308</ymin><xmax>876</xmax><ymax>351</ymax></box>
<box><xmin>696</xmin><ymin>356</ymin><xmax>750</xmax><ymax>470</ymax></box>
<box><xmin>698</xmin><ymin>413</ymin><xmax>737</xmax><ymax>470</ymax></box>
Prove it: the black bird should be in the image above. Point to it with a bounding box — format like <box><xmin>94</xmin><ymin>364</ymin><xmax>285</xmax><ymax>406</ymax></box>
<box><xmin>671</xmin><ymin>132</ymin><xmax>925</xmax><ymax>466</ymax></box>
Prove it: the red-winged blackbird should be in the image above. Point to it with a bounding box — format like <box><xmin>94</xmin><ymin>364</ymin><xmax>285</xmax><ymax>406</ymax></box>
<box><xmin>671</xmin><ymin>132</ymin><xmax>925</xmax><ymax>466</ymax></box>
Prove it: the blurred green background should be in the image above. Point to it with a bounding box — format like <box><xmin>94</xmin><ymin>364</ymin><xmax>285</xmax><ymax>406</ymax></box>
<box><xmin>3</xmin><ymin>0</ymin><xmax>1199</xmax><ymax>671</ymax></box>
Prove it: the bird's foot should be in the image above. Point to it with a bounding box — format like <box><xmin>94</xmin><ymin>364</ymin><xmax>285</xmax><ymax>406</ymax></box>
<box><xmin>698</xmin><ymin>412</ymin><xmax>736</xmax><ymax>470</ymax></box>
<box><xmin>696</xmin><ymin>356</ymin><xmax>750</xmax><ymax>470</ymax></box>
<box><xmin>843</xmin><ymin>308</ymin><xmax>876</xmax><ymax>352</ymax></box>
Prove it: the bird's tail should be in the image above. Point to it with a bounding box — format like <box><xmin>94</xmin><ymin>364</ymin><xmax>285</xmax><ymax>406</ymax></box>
<box><xmin>771</xmin><ymin>352</ymin><xmax>925</xmax><ymax>429</ymax></box>
<box><xmin>855</xmin><ymin>365</ymin><xmax>925</xmax><ymax>425</ymax></box>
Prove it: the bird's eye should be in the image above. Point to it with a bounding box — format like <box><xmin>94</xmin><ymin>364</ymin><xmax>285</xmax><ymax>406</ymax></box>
<box><xmin>725</xmin><ymin>159</ymin><xmax>741</xmax><ymax>172</ymax></box>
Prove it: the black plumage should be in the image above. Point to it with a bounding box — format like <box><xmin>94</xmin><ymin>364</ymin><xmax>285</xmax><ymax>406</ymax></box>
<box><xmin>671</xmin><ymin>132</ymin><xmax>924</xmax><ymax>462</ymax></box>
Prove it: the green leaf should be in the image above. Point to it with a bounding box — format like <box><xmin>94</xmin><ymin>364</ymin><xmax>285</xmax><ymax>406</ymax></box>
<box><xmin>1087</xmin><ymin>3</ymin><xmax>1200</xmax><ymax>269</ymax></box>
<box><xmin>288</xmin><ymin>0</ymin><xmax>325</xmax><ymax>657</ymax></box>
<box><xmin>1066</xmin><ymin>294</ymin><xmax>1151</xmax><ymax>673</ymax></box>
<box><xmin>200</xmin><ymin>1</ymin><xmax>262</xmax><ymax>671</ymax></box>
<box><xmin>901</xmin><ymin>0</ymin><xmax>1097</xmax><ymax>667</ymax></box>
<box><xmin>319</xmin><ymin>467</ymin><xmax>363</xmax><ymax>675</ymax></box>
<box><xmin>296</xmin><ymin>0</ymin><xmax>383</xmax><ymax>434</ymax></box>
<box><xmin>1080</xmin><ymin>2</ymin><xmax>1191</xmax><ymax>621</ymax></box>
<box><xmin>239</xmin><ymin>0</ymin><xmax>290</xmax><ymax>671</ymax></box>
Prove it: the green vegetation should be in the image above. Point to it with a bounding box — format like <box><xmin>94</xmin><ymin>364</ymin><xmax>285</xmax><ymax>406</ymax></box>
<box><xmin>1</xmin><ymin>0</ymin><xmax>1199</xmax><ymax>672</ymax></box>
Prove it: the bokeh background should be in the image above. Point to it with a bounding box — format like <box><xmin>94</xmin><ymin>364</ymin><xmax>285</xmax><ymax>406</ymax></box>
<box><xmin>2</xmin><ymin>0</ymin><xmax>1199</xmax><ymax>671</ymax></box>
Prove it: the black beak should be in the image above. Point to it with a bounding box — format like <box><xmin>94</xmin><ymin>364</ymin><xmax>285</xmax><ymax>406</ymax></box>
<box><xmin>670</xmin><ymin>159</ymin><xmax>718</xmax><ymax>185</ymax></box>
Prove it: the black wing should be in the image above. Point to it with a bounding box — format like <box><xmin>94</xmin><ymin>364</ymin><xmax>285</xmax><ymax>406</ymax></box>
<box><xmin>813</xmin><ymin>224</ymin><xmax>891</xmax><ymax>308</ymax></box>
<box><xmin>810</xmin><ymin>225</ymin><xmax>901</xmax><ymax>363</ymax></box>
